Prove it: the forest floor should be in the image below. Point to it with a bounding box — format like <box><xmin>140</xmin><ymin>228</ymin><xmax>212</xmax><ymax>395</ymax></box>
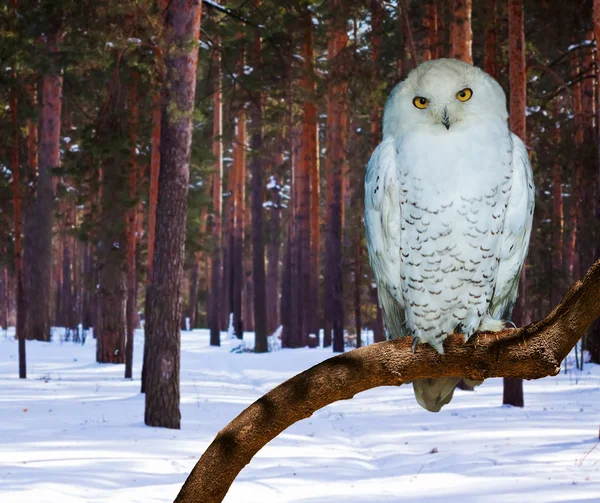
<box><xmin>1</xmin><ymin>329</ymin><xmax>599</xmax><ymax>503</ymax></box>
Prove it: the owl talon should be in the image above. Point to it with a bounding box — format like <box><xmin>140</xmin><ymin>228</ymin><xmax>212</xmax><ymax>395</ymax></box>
<box><xmin>504</xmin><ymin>319</ymin><xmax>517</xmax><ymax>329</ymax></box>
<box><xmin>411</xmin><ymin>337</ymin><xmax>418</xmax><ymax>354</ymax></box>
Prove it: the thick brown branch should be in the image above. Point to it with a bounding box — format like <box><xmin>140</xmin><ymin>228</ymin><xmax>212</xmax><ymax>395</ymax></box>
<box><xmin>175</xmin><ymin>259</ymin><xmax>600</xmax><ymax>503</ymax></box>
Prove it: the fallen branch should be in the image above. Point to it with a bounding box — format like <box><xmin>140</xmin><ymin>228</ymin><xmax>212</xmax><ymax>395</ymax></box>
<box><xmin>175</xmin><ymin>259</ymin><xmax>600</xmax><ymax>503</ymax></box>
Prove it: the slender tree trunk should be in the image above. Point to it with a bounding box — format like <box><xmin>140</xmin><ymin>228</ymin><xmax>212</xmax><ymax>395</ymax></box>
<box><xmin>354</xmin><ymin>238</ymin><xmax>362</xmax><ymax>348</ymax></box>
<box><xmin>1</xmin><ymin>267</ymin><xmax>8</xmax><ymax>330</ymax></box>
<box><xmin>11</xmin><ymin>65</ymin><xmax>26</xmax><ymax>377</ymax></box>
<box><xmin>209</xmin><ymin>33</ymin><xmax>223</xmax><ymax>346</ymax></box>
<box><xmin>24</xmin><ymin>27</ymin><xmax>63</xmax><ymax>342</ymax></box>
<box><xmin>144</xmin><ymin>0</ymin><xmax>202</xmax><ymax>429</ymax></box>
<box><xmin>188</xmin><ymin>253</ymin><xmax>200</xmax><ymax>329</ymax></box>
<box><xmin>450</xmin><ymin>0</ymin><xmax>472</xmax><ymax>64</ymax></box>
<box><xmin>503</xmin><ymin>0</ymin><xmax>526</xmax><ymax>407</ymax></box>
<box><xmin>232</xmin><ymin>108</ymin><xmax>246</xmax><ymax>339</ymax></box>
<box><xmin>325</xmin><ymin>0</ymin><xmax>348</xmax><ymax>352</ymax></box>
<box><xmin>125</xmin><ymin>71</ymin><xmax>139</xmax><ymax>379</ymax></box>
<box><xmin>551</xmin><ymin>105</ymin><xmax>564</xmax><ymax>309</ymax></box>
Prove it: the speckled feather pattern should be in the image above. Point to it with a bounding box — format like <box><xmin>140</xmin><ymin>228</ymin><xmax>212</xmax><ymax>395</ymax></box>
<box><xmin>365</xmin><ymin>59</ymin><xmax>535</xmax><ymax>355</ymax></box>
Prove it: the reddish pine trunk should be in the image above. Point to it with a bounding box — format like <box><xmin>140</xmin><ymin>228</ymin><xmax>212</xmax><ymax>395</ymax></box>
<box><xmin>144</xmin><ymin>0</ymin><xmax>202</xmax><ymax>429</ymax></box>
<box><xmin>125</xmin><ymin>71</ymin><xmax>139</xmax><ymax>379</ymax></box>
<box><xmin>24</xmin><ymin>27</ymin><xmax>63</xmax><ymax>342</ymax></box>
<box><xmin>209</xmin><ymin>37</ymin><xmax>223</xmax><ymax>346</ymax></box>
<box><xmin>188</xmin><ymin>253</ymin><xmax>201</xmax><ymax>329</ymax></box>
<box><xmin>1</xmin><ymin>267</ymin><xmax>8</xmax><ymax>330</ymax></box>
<box><xmin>483</xmin><ymin>0</ymin><xmax>498</xmax><ymax>78</ymax></box>
<box><xmin>566</xmin><ymin>50</ymin><xmax>583</xmax><ymax>284</ymax></box>
<box><xmin>354</xmin><ymin>238</ymin><xmax>362</xmax><ymax>348</ymax></box>
<box><xmin>504</xmin><ymin>0</ymin><xmax>526</xmax><ymax>407</ymax></box>
<box><xmin>325</xmin><ymin>0</ymin><xmax>348</xmax><ymax>352</ymax></box>
<box><xmin>231</xmin><ymin>108</ymin><xmax>246</xmax><ymax>339</ymax></box>
<box><xmin>141</xmin><ymin>91</ymin><xmax>161</xmax><ymax>392</ymax></box>
<box><xmin>421</xmin><ymin>0</ymin><xmax>438</xmax><ymax>61</ymax></box>
<box><xmin>450</xmin><ymin>0</ymin><xmax>473</xmax><ymax>64</ymax></box>
<box><xmin>370</xmin><ymin>0</ymin><xmax>384</xmax><ymax>149</ymax></box>
<box><xmin>551</xmin><ymin>108</ymin><xmax>564</xmax><ymax>309</ymax></box>
<box><xmin>147</xmin><ymin>93</ymin><xmax>161</xmax><ymax>284</ymax></box>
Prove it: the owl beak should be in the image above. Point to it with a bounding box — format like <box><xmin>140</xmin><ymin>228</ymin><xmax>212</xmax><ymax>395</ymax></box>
<box><xmin>441</xmin><ymin>108</ymin><xmax>450</xmax><ymax>130</ymax></box>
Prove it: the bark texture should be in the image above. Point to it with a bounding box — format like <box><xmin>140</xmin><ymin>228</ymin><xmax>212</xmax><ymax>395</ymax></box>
<box><xmin>24</xmin><ymin>27</ymin><xmax>63</xmax><ymax>342</ymax></box>
<box><xmin>209</xmin><ymin>32</ymin><xmax>223</xmax><ymax>346</ymax></box>
<box><xmin>144</xmin><ymin>0</ymin><xmax>202</xmax><ymax>430</ymax></box>
<box><xmin>450</xmin><ymin>0</ymin><xmax>472</xmax><ymax>64</ymax></box>
<box><xmin>324</xmin><ymin>0</ymin><xmax>348</xmax><ymax>352</ymax></box>
<box><xmin>505</xmin><ymin>0</ymin><xmax>527</xmax><ymax>407</ymax></box>
<box><xmin>175</xmin><ymin>259</ymin><xmax>600</xmax><ymax>503</ymax></box>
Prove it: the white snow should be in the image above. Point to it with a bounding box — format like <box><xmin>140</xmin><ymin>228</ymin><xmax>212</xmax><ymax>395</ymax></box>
<box><xmin>1</xmin><ymin>329</ymin><xmax>599</xmax><ymax>502</ymax></box>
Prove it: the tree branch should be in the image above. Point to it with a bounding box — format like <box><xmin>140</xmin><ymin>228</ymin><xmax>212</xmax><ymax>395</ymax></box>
<box><xmin>175</xmin><ymin>259</ymin><xmax>600</xmax><ymax>503</ymax></box>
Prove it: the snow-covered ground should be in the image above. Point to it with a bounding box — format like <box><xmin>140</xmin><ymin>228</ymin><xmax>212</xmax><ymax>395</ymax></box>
<box><xmin>1</xmin><ymin>329</ymin><xmax>599</xmax><ymax>503</ymax></box>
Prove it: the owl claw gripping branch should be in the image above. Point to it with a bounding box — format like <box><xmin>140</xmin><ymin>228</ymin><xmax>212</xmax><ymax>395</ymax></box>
<box><xmin>364</xmin><ymin>59</ymin><xmax>535</xmax><ymax>412</ymax></box>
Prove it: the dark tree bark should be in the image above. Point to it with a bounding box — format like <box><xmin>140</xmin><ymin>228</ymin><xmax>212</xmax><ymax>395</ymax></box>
<box><xmin>11</xmin><ymin>60</ymin><xmax>26</xmax><ymax>378</ymax></box>
<box><xmin>96</xmin><ymin>71</ymin><xmax>128</xmax><ymax>365</ymax></box>
<box><xmin>188</xmin><ymin>253</ymin><xmax>201</xmax><ymax>329</ymax></box>
<box><xmin>266</xmin><ymin>165</ymin><xmax>281</xmax><ymax>334</ymax></box>
<box><xmin>23</xmin><ymin>25</ymin><xmax>63</xmax><ymax>342</ymax></box>
<box><xmin>141</xmin><ymin>91</ymin><xmax>162</xmax><ymax>392</ymax></box>
<box><xmin>483</xmin><ymin>0</ymin><xmax>498</xmax><ymax>78</ymax></box>
<box><xmin>504</xmin><ymin>0</ymin><xmax>527</xmax><ymax>407</ymax></box>
<box><xmin>174</xmin><ymin>259</ymin><xmax>600</xmax><ymax>503</ymax></box>
<box><xmin>125</xmin><ymin>70</ymin><xmax>139</xmax><ymax>379</ymax></box>
<box><xmin>325</xmin><ymin>0</ymin><xmax>348</xmax><ymax>352</ymax></box>
<box><xmin>231</xmin><ymin>94</ymin><xmax>246</xmax><ymax>340</ymax></box>
<box><xmin>144</xmin><ymin>0</ymin><xmax>202</xmax><ymax>430</ymax></box>
<box><xmin>250</xmin><ymin>31</ymin><xmax>268</xmax><ymax>353</ymax></box>
<box><xmin>209</xmin><ymin>31</ymin><xmax>223</xmax><ymax>346</ymax></box>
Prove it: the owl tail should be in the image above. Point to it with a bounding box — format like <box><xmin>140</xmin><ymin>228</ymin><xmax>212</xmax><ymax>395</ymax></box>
<box><xmin>412</xmin><ymin>377</ymin><xmax>483</xmax><ymax>412</ymax></box>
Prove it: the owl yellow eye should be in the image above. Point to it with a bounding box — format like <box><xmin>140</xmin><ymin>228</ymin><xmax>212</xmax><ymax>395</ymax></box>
<box><xmin>456</xmin><ymin>88</ymin><xmax>473</xmax><ymax>102</ymax></box>
<box><xmin>413</xmin><ymin>96</ymin><xmax>429</xmax><ymax>109</ymax></box>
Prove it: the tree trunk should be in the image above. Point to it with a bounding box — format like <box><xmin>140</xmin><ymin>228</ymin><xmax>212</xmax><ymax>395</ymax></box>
<box><xmin>144</xmin><ymin>0</ymin><xmax>202</xmax><ymax>429</ymax></box>
<box><xmin>504</xmin><ymin>0</ymin><xmax>527</xmax><ymax>407</ymax></box>
<box><xmin>551</xmin><ymin>107</ymin><xmax>564</xmax><ymax>309</ymax></box>
<box><xmin>188</xmin><ymin>254</ymin><xmax>200</xmax><ymax>329</ymax></box>
<box><xmin>483</xmin><ymin>0</ymin><xmax>498</xmax><ymax>78</ymax></box>
<box><xmin>23</xmin><ymin>27</ymin><xmax>63</xmax><ymax>342</ymax></box>
<box><xmin>209</xmin><ymin>33</ymin><xmax>223</xmax><ymax>346</ymax></box>
<box><xmin>266</xmin><ymin>165</ymin><xmax>281</xmax><ymax>334</ymax></box>
<box><xmin>450</xmin><ymin>0</ymin><xmax>472</xmax><ymax>64</ymax></box>
<box><xmin>370</xmin><ymin>0</ymin><xmax>384</xmax><ymax>149</ymax></box>
<box><xmin>420</xmin><ymin>0</ymin><xmax>437</xmax><ymax>61</ymax></box>
<box><xmin>250</xmin><ymin>31</ymin><xmax>268</xmax><ymax>353</ymax></box>
<box><xmin>125</xmin><ymin>71</ymin><xmax>139</xmax><ymax>379</ymax></box>
<box><xmin>325</xmin><ymin>0</ymin><xmax>348</xmax><ymax>352</ymax></box>
<box><xmin>11</xmin><ymin>61</ymin><xmax>26</xmax><ymax>377</ymax></box>
<box><xmin>96</xmin><ymin>70</ymin><xmax>128</xmax><ymax>365</ymax></box>
<box><xmin>142</xmin><ymin>89</ymin><xmax>162</xmax><ymax>392</ymax></box>
<box><xmin>231</xmin><ymin>91</ymin><xmax>246</xmax><ymax>339</ymax></box>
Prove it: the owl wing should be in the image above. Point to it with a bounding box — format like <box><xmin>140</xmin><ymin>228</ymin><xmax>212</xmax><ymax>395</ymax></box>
<box><xmin>364</xmin><ymin>137</ymin><xmax>406</xmax><ymax>338</ymax></box>
<box><xmin>490</xmin><ymin>133</ymin><xmax>535</xmax><ymax>320</ymax></box>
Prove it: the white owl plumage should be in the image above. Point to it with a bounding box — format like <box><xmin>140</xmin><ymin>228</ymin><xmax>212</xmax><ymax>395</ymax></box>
<box><xmin>364</xmin><ymin>59</ymin><xmax>535</xmax><ymax>412</ymax></box>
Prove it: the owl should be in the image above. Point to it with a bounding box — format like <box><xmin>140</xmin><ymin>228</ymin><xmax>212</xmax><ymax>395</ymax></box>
<box><xmin>364</xmin><ymin>59</ymin><xmax>535</xmax><ymax>412</ymax></box>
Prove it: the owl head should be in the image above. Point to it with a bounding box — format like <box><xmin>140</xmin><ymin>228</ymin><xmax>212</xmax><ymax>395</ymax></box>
<box><xmin>382</xmin><ymin>58</ymin><xmax>508</xmax><ymax>137</ymax></box>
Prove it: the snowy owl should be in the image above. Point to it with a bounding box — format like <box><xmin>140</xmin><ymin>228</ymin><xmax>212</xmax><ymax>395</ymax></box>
<box><xmin>364</xmin><ymin>59</ymin><xmax>534</xmax><ymax>412</ymax></box>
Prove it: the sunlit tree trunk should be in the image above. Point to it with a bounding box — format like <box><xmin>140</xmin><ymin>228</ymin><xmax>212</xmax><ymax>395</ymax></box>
<box><xmin>144</xmin><ymin>0</ymin><xmax>203</xmax><ymax>430</ymax></box>
<box><xmin>503</xmin><ymin>0</ymin><xmax>526</xmax><ymax>407</ymax></box>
